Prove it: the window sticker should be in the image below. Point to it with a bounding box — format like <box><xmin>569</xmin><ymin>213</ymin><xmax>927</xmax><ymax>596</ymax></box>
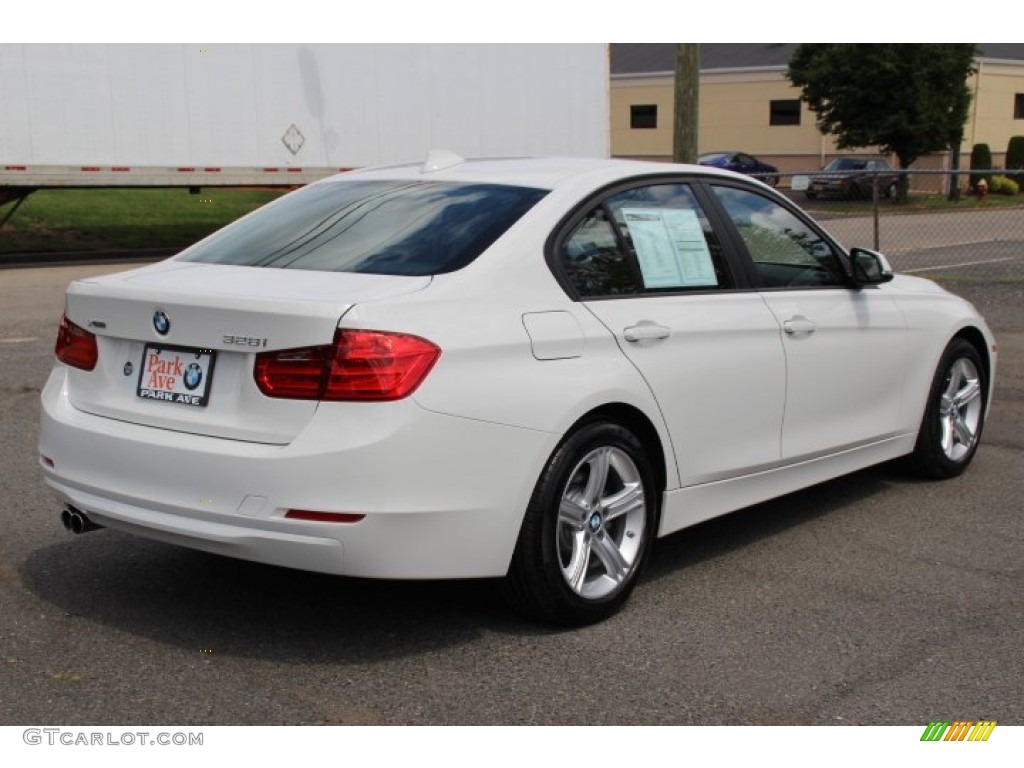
<box><xmin>622</xmin><ymin>208</ymin><xmax>718</xmax><ymax>289</ymax></box>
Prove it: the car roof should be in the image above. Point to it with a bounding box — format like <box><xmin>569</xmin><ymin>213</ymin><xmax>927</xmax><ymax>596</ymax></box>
<box><xmin>324</xmin><ymin>154</ymin><xmax>741</xmax><ymax>192</ymax></box>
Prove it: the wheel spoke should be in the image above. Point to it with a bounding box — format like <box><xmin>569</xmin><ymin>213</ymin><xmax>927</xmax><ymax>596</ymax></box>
<box><xmin>940</xmin><ymin>417</ymin><xmax>954</xmax><ymax>455</ymax></box>
<box><xmin>582</xmin><ymin>448</ymin><xmax>611</xmax><ymax>508</ymax></box>
<box><xmin>558</xmin><ymin>496</ymin><xmax>588</xmax><ymax>531</ymax></box>
<box><xmin>590</xmin><ymin>532</ymin><xmax>629</xmax><ymax>583</ymax></box>
<box><xmin>954</xmin><ymin>379</ymin><xmax>981</xmax><ymax>408</ymax></box>
<box><xmin>952</xmin><ymin>416</ymin><xmax>975</xmax><ymax>448</ymax></box>
<box><xmin>602</xmin><ymin>482</ymin><xmax>644</xmax><ymax>521</ymax></box>
<box><xmin>943</xmin><ymin>360</ymin><xmax>965</xmax><ymax>400</ymax></box>
<box><xmin>563</xmin><ymin>531</ymin><xmax>591</xmax><ymax>593</ymax></box>
<box><xmin>938</xmin><ymin>394</ymin><xmax>953</xmax><ymax>416</ymax></box>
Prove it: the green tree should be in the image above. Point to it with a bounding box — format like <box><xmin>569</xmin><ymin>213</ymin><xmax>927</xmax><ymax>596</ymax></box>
<box><xmin>788</xmin><ymin>44</ymin><xmax>977</xmax><ymax>201</ymax></box>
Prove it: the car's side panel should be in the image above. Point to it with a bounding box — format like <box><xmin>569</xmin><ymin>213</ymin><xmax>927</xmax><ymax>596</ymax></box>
<box><xmin>658</xmin><ymin>433</ymin><xmax>916</xmax><ymax>536</ymax></box>
<box><xmin>883</xmin><ymin>279</ymin><xmax>998</xmax><ymax>433</ymax></box>
<box><xmin>759</xmin><ymin>288</ymin><xmax>910</xmax><ymax>459</ymax></box>
<box><xmin>343</xmin><ymin>286</ymin><xmax>682</xmax><ymax>490</ymax></box>
<box><xmin>583</xmin><ymin>292</ymin><xmax>787</xmax><ymax>486</ymax></box>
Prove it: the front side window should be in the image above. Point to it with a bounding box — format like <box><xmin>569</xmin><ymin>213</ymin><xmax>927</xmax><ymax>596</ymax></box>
<box><xmin>711</xmin><ymin>186</ymin><xmax>844</xmax><ymax>288</ymax></box>
<box><xmin>181</xmin><ymin>179</ymin><xmax>547</xmax><ymax>276</ymax></box>
<box><xmin>558</xmin><ymin>183</ymin><xmax>731</xmax><ymax>298</ymax></box>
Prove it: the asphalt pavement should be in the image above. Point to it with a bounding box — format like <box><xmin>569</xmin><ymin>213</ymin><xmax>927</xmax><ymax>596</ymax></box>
<box><xmin>0</xmin><ymin>260</ymin><xmax>1021</xmax><ymax>725</ymax></box>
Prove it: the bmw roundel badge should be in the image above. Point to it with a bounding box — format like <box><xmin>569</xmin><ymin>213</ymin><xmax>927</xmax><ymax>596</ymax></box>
<box><xmin>184</xmin><ymin>362</ymin><xmax>203</xmax><ymax>391</ymax></box>
<box><xmin>153</xmin><ymin>310</ymin><xmax>170</xmax><ymax>335</ymax></box>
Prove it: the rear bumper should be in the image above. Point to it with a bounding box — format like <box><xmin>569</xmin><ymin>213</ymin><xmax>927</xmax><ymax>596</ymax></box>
<box><xmin>39</xmin><ymin>367</ymin><xmax>556</xmax><ymax>579</ymax></box>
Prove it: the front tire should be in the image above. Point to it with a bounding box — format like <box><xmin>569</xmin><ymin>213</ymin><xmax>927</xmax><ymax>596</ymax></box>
<box><xmin>503</xmin><ymin>421</ymin><xmax>657</xmax><ymax>626</ymax></box>
<box><xmin>909</xmin><ymin>338</ymin><xmax>987</xmax><ymax>479</ymax></box>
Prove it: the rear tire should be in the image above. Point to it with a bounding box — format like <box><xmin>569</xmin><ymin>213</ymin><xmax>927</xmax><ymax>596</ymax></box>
<box><xmin>909</xmin><ymin>338</ymin><xmax>986</xmax><ymax>479</ymax></box>
<box><xmin>503</xmin><ymin>421</ymin><xmax>657</xmax><ymax>626</ymax></box>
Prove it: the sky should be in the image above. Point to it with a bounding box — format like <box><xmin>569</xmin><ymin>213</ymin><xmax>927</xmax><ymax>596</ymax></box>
<box><xmin>5</xmin><ymin>2</ymin><xmax>970</xmax><ymax>43</ymax></box>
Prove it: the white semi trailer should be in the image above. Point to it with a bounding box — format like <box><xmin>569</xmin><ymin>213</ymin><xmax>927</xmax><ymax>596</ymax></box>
<box><xmin>0</xmin><ymin>43</ymin><xmax>609</xmax><ymax>208</ymax></box>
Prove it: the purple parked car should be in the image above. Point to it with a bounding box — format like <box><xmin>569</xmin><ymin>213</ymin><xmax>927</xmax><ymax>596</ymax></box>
<box><xmin>698</xmin><ymin>151</ymin><xmax>780</xmax><ymax>186</ymax></box>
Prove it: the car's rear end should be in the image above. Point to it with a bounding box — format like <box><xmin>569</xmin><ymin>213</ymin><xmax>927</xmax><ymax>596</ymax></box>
<box><xmin>39</xmin><ymin>170</ymin><xmax>560</xmax><ymax>579</ymax></box>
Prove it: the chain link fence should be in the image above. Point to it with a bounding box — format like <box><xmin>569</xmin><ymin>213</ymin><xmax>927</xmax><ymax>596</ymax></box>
<box><xmin>759</xmin><ymin>169</ymin><xmax>1024</xmax><ymax>288</ymax></box>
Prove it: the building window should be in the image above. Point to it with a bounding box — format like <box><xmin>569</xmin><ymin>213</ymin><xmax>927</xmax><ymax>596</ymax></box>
<box><xmin>1015</xmin><ymin>93</ymin><xmax>1024</xmax><ymax>119</ymax></box>
<box><xmin>769</xmin><ymin>99</ymin><xmax>801</xmax><ymax>126</ymax></box>
<box><xmin>630</xmin><ymin>104</ymin><xmax>658</xmax><ymax>129</ymax></box>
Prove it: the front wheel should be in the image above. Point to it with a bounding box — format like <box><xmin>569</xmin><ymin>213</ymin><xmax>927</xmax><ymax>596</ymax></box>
<box><xmin>909</xmin><ymin>338</ymin><xmax>987</xmax><ymax>479</ymax></box>
<box><xmin>503</xmin><ymin>421</ymin><xmax>657</xmax><ymax>626</ymax></box>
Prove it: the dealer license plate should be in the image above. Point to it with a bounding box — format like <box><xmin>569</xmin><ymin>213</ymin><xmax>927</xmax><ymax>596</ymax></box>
<box><xmin>136</xmin><ymin>344</ymin><xmax>217</xmax><ymax>407</ymax></box>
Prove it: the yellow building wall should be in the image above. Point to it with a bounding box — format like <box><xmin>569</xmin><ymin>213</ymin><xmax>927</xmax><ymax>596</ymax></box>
<box><xmin>612</xmin><ymin>60</ymin><xmax>1024</xmax><ymax>172</ymax></box>
<box><xmin>966</xmin><ymin>63</ymin><xmax>1024</xmax><ymax>159</ymax></box>
<box><xmin>609</xmin><ymin>77</ymin><xmax>676</xmax><ymax>157</ymax></box>
<box><xmin>611</xmin><ymin>71</ymin><xmax>838</xmax><ymax>169</ymax></box>
<box><xmin>699</xmin><ymin>72</ymin><xmax>833</xmax><ymax>161</ymax></box>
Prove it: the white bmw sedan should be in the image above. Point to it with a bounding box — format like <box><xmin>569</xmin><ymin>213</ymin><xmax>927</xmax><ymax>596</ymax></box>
<box><xmin>39</xmin><ymin>154</ymin><xmax>996</xmax><ymax>625</ymax></box>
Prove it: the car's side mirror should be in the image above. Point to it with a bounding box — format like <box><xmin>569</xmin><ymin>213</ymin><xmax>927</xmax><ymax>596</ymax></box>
<box><xmin>849</xmin><ymin>247</ymin><xmax>894</xmax><ymax>286</ymax></box>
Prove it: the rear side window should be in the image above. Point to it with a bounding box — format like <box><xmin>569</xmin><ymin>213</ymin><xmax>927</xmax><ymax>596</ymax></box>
<box><xmin>181</xmin><ymin>179</ymin><xmax>548</xmax><ymax>275</ymax></box>
<box><xmin>558</xmin><ymin>182</ymin><xmax>732</xmax><ymax>298</ymax></box>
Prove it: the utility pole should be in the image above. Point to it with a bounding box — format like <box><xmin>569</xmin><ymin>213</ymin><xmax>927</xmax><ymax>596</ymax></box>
<box><xmin>673</xmin><ymin>43</ymin><xmax>700</xmax><ymax>163</ymax></box>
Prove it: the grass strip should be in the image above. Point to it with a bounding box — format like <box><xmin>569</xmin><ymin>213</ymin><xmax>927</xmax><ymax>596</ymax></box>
<box><xmin>0</xmin><ymin>187</ymin><xmax>286</xmax><ymax>253</ymax></box>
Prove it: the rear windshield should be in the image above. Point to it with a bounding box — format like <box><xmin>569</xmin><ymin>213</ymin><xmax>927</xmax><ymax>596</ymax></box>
<box><xmin>180</xmin><ymin>179</ymin><xmax>548</xmax><ymax>275</ymax></box>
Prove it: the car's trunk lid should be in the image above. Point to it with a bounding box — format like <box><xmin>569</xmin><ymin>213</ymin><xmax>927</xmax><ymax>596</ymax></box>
<box><xmin>62</xmin><ymin>261</ymin><xmax>431</xmax><ymax>444</ymax></box>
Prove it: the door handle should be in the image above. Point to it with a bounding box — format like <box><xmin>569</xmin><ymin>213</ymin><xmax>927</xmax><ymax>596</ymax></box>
<box><xmin>783</xmin><ymin>316</ymin><xmax>817</xmax><ymax>335</ymax></box>
<box><xmin>623</xmin><ymin>323</ymin><xmax>671</xmax><ymax>342</ymax></box>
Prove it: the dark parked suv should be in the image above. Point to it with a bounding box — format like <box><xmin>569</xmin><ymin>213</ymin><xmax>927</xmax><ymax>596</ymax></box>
<box><xmin>806</xmin><ymin>156</ymin><xmax>900</xmax><ymax>200</ymax></box>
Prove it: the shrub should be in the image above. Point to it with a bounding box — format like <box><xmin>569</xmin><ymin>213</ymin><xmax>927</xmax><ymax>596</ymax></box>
<box><xmin>1006</xmin><ymin>136</ymin><xmax>1024</xmax><ymax>185</ymax></box>
<box><xmin>970</xmin><ymin>143</ymin><xmax>992</xmax><ymax>189</ymax></box>
<box><xmin>989</xmin><ymin>175</ymin><xmax>1020</xmax><ymax>195</ymax></box>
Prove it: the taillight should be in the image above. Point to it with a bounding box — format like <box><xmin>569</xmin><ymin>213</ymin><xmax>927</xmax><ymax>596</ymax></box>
<box><xmin>254</xmin><ymin>346</ymin><xmax>328</xmax><ymax>399</ymax></box>
<box><xmin>254</xmin><ymin>329</ymin><xmax>440</xmax><ymax>402</ymax></box>
<box><xmin>325</xmin><ymin>329</ymin><xmax>440</xmax><ymax>401</ymax></box>
<box><xmin>55</xmin><ymin>315</ymin><xmax>98</xmax><ymax>371</ymax></box>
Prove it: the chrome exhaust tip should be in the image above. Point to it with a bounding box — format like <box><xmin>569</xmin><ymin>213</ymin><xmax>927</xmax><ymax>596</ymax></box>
<box><xmin>61</xmin><ymin>506</ymin><xmax>103</xmax><ymax>534</ymax></box>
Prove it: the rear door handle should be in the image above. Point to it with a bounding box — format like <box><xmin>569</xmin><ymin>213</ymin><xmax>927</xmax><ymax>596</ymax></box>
<box><xmin>623</xmin><ymin>323</ymin><xmax>671</xmax><ymax>342</ymax></box>
<box><xmin>783</xmin><ymin>316</ymin><xmax>817</xmax><ymax>335</ymax></box>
